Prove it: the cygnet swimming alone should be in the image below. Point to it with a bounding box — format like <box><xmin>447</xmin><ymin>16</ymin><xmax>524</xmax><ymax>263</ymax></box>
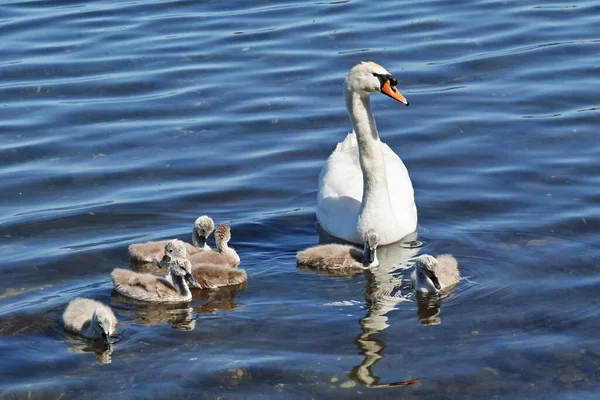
<box><xmin>188</xmin><ymin>224</ymin><xmax>240</xmax><ymax>268</ymax></box>
<box><xmin>128</xmin><ymin>215</ymin><xmax>215</xmax><ymax>264</ymax></box>
<box><xmin>63</xmin><ymin>298</ymin><xmax>117</xmax><ymax>344</ymax></box>
<box><xmin>296</xmin><ymin>229</ymin><xmax>380</xmax><ymax>270</ymax></box>
<box><xmin>113</xmin><ymin>240</ymin><xmax>198</xmax><ymax>303</ymax></box>
<box><xmin>411</xmin><ymin>254</ymin><xmax>460</xmax><ymax>294</ymax></box>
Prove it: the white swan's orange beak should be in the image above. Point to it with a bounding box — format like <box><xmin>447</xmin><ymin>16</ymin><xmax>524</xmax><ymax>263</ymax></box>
<box><xmin>381</xmin><ymin>80</ymin><xmax>409</xmax><ymax>106</ymax></box>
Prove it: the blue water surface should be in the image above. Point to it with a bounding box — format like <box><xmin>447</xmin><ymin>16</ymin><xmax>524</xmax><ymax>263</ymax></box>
<box><xmin>1</xmin><ymin>0</ymin><xmax>600</xmax><ymax>398</ymax></box>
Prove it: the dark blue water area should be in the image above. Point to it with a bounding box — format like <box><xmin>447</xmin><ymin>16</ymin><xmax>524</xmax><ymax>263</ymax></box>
<box><xmin>1</xmin><ymin>0</ymin><xmax>600</xmax><ymax>398</ymax></box>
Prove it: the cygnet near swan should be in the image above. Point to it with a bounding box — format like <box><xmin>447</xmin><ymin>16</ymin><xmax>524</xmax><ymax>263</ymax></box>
<box><xmin>189</xmin><ymin>224</ymin><xmax>240</xmax><ymax>268</ymax></box>
<box><xmin>113</xmin><ymin>240</ymin><xmax>198</xmax><ymax>303</ymax></box>
<box><xmin>317</xmin><ymin>61</ymin><xmax>417</xmax><ymax>245</ymax></box>
<box><xmin>411</xmin><ymin>254</ymin><xmax>460</xmax><ymax>294</ymax></box>
<box><xmin>296</xmin><ymin>229</ymin><xmax>380</xmax><ymax>270</ymax></box>
<box><xmin>63</xmin><ymin>298</ymin><xmax>117</xmax><ymax>343</ymax></box>
<box><xmin>128</xmin><ymin>215</ymin><xmax>214</xmax><ymax>264</ymax></box>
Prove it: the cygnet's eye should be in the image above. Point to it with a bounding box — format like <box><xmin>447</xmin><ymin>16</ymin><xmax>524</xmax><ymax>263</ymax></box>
<box><xmin>169</xmin><ymin>249</ymin><xmax>173</xmax><ymax>253</ymax></box>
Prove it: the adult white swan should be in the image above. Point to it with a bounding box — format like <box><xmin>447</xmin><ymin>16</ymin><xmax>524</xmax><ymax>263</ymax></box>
<box><xmin>316</xmin><ymin>62</ymin><xmax>417</xmax><ymax>245</ymax></box>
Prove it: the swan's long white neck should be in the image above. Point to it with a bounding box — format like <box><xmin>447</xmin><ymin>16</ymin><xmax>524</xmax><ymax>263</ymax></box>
<box><xmin>345</xmin><ymin>89</ymin><xmax>394</xmax><ymax>232</ymax></box>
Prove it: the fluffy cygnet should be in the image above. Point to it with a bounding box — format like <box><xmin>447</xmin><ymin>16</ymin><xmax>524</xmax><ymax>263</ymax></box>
<box><xmin>296</xmin><ymin>229</ymin><xmax>380</xmax><ymax>270</ymax></box>
<box><xmin>128</xmin><ymin>215</ymin><xmax>215</xmax><ymax>264</ymax></box>
<box><xmin>191</xmin><ymin>215</ymin><xmax>215</xmax><ymax>251</ymax></box>
<box><xmin>191</xmin><ymin>264</ymin><xmax>248</xmax><ymax>289</ymax></box>
<box><xmin>411</xmin><ymin>254</ymin><xmax>460</xmax><ymax>294</ymax></box>
<box><xmin>189</xmin><ymin>224</ymin><xmax>240</xmax><ymax>268</ymax></box>
<box><xmin>63</xmin><ymin>298</ymin><xmax>117</xmax><ymax>344</ymax></box>
<box><xmin>113</xmin><ymin>240</ymin><xmax>198</xmax><ymax>303</ymax></box>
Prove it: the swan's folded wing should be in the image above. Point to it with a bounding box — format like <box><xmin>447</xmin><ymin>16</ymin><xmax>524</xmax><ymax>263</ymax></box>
<box><xmin>316</xmin><ymin>133</ymin><xmax>364</xmax><ymax>240</ymax></box>
<box><xmin>381</xmin><ymin>141</ymin><xmax>417</xmax><ymax>223</ymax></box>
<box><xmin>317</xmin><ymin>134</ymin><xmax>363</xmax><ymax>205</ymax></box>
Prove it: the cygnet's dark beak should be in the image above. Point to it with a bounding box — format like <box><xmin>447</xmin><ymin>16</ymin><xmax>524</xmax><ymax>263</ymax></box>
<box><xmin>102</xmin><ymin>332</ymin><xmax>110</xmax><ymax>345</ymax></box>
<box><xmin>158</xmin><ymin>254</ymin><xmax>169</xmax><ymax>267</ymax></box>
<box><xmin>368</xmin><ymin>248</ymin><xmax>376</xmax><ymax>264</ymax></box>
<box><xmin>185</xmin><ymin>273</ymin><xmax>199</xmax><ymax>288</ymax></box>
<box><xmin>429</xmin><ymin>274</ymin><xmax>441</xmax><ymax>291</ymax></box>
<box><xmin>194</xmin><ymin>231</ymin><xmax>207</xmax><ymax>248</ymax></box>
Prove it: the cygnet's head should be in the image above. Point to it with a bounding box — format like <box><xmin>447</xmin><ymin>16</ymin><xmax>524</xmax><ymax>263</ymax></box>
<box><xmin>346</xmin><ymin>61</ymin><xmax>408</xmax><ymax>105</ymax></box>
<box><xmin>192</xmin><ymin>215</ymin><xmax>214</xmax><ymax>249</ymax></box>
<box><xmin>161</xmin><ymin>239</ymin><xmax>188</xmax><ymax>263</ymax></box>
<box><xmin>92</xmin><ymin>307</ymin><xmax>116</xmax><ymax>344</ymax></box>
<box><xmin>415</xmin><ymin>254</ymin><xmax>441</xmax><ymax>292</ymax></box>
<box><xmin>214</xmin><ymin>224</ymin><xmax>231</xmax><ymax>249</ymax></box>
<box><xmin>362</xmin><ymin>229</ymin><xmax>380</xmax><ymax>267</ymax></box>
<box><xmin>159</xmin><ymin>240</ymin><xmax>198</xmax><ymax>287</ymax></box>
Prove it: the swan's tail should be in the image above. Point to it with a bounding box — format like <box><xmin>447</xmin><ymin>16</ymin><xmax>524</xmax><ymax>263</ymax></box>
<box><xmin>334</xmin><ymin>132</ymin><xmax>357</xmax><ymax>153</ymax></box>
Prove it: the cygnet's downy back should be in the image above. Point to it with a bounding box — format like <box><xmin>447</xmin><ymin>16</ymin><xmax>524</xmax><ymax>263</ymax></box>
<box><xmin>296</xmin><ymin>229</ymin><xmax>380</xmax><ymax>270</ymax></box>
<box><xmin>128</xmin><ymin>215</ymin><xmax>214</xmax><ymax>264</ymax></box>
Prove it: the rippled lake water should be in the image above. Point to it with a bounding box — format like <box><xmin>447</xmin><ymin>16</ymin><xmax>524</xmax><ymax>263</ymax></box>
<box><xmin>1</xmin><ymin>0</ymin><xmax>600</xmax><ymax>398</ymax></box>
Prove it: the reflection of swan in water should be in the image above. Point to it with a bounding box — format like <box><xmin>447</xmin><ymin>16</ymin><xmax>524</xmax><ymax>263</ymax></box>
<box><xmin>318</xmin><ymin>227</ymin><xmax>422</xmax><ymax>387</ymax></box>
<box><xmin>352</xmin><ymin>231</ymin><xmax>420</xmax><ymax>332</ymax></box>
<box><xmin>350</xmin><ymin>233</ymin><xmax>423</xmax><ymax>387</ymax></box>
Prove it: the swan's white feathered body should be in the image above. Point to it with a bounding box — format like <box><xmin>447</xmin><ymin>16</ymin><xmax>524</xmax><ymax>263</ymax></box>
<box><xmin>316</xmin><ymin>62</ymin><xmax>417</xmax><ymax>245</ymax></box>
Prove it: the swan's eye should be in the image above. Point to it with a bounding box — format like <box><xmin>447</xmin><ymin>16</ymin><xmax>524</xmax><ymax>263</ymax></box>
<box><xmin>372</xmin><ymin>73</ymin><xmax>397</xmax><ymax>90</ymax></box>
<box><xmin>169</xmin><ymin>249</ymin><xmax>173</xmax><ymax>253</ymax></box>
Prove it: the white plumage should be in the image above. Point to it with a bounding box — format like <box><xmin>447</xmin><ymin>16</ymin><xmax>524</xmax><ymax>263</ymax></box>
<box><xmin>317</xmin><ymin>62</ymin><xmax>417</xmax><ymax>245</ymax></box>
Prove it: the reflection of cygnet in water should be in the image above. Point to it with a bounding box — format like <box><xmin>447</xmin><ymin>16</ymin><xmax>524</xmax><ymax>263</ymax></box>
<box><xmin>67</xmin><ymin>342</ymin><xmax>114</xmax><ymax>364</ymax></box>
<box><xmin>416</xmin><ymin>292</ymin><xmax>442</xmax><ymax>326</ymax></box>
<box><xmin>63</xmin><ymin>298</ymin><xmax>117</xmax><ymax>344</ymax></box>
<box><xmin>128</xmin><ymin>215</ymin><xmax>215</xmax><ymax>264</ymax></box>
<box><xmin>111</xmin><ymin>291</ymin><xmax>197</xmax><ymax>331</ymax></box>
<box><xmin>411</xmin><ymin>254</ymin><xmax>460</xmax><ymax>294</ymax></box>
<box><xmin>296</xmin><ymin>229</ymin><xmax>380</xmax><ymax>270</ymax></box>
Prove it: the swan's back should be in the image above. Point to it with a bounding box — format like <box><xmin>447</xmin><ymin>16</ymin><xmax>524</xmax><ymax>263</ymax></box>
<box><xmin>296</xmin><ymin>243</ymin><xmax>363</xmax><ymax>270</ymax></box>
